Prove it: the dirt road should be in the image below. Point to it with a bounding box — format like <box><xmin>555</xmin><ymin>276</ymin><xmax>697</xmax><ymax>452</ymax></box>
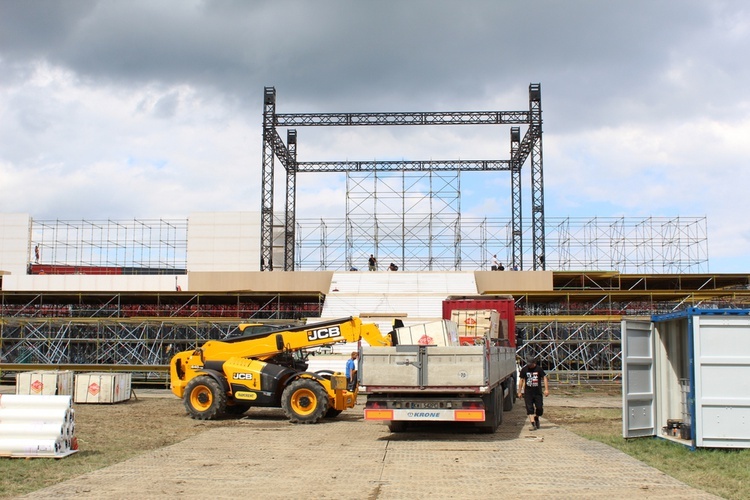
<box><xmin>18</xmin><ymin>393</ymin><xmax>716</xmax><ymax>500</ymax></box>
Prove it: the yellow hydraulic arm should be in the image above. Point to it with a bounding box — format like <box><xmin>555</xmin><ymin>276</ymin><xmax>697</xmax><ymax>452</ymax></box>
<box><xmin>189</xmin><ymin>316</ymin><xmax>391</xmax><ymax>363</ymax></box>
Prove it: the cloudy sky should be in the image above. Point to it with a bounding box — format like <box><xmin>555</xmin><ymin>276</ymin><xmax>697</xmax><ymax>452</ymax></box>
<box><xmin>1</xmin><ymin>1</ymin><xmax>749</xmax><ymax>272</ymax></box>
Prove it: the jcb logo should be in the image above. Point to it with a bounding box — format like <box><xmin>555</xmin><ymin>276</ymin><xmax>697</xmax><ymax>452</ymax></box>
<box><xmin>233</xmin><ymin>373</ymin><xmax>253</xmax><ymax>380</ymax></box>
<box><xmin>308</xmin><ymin>326</ymin><xmax>342</xmax><ymax>341</ymax></box>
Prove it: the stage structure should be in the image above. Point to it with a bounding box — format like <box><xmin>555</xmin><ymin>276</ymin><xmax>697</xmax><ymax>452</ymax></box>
<box><xmin>295</xmin><ymin>216</ymin><xmax>709</xmax><ymax>273</ymax></box>
<box><xmin>261</xmin><ymin>84</ymin><xmax>545</xmax><ymax>272</ymax></box>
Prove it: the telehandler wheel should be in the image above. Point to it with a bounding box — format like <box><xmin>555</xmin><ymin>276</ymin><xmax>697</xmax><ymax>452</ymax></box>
<box><xmin>184</xmin><ymin>376</ymin><xmax>227</xmax><ymax>420</ymax></box>
<box><xmin>324</xmin><ymin>408</ymin><xmax>343</xmax><ymax>418</ymax></box>
<box><xmin>281</xmin><ymin>379</ymin><xmax>329</xmax><ymax>424</ymax></box>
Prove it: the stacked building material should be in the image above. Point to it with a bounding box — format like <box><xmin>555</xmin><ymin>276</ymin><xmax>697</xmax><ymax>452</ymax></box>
<box><xmin>74</xmin><ymin>372</ymin><xmax>131</xmax><ymax>404</ymax></box>
<box><xmin>15</xmin><ymin>370</ymin><xmax>74</xmax><ymax>396</ymax></box>
<box><xmin>0</xmin><ymin>395</ymin><xmax>77</xmax><ymax>458</ymax></box>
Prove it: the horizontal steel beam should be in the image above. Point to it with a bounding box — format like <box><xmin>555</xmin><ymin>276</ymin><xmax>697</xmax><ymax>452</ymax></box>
<box><xmin>275</xmin><ymin>111</ymin><xmax>531</xmax><ymax>126</ymax></box>
<box><xmin>0</xmin><ymin>363</ymin><xmax>168</xmax><ymax>373</ymax></box>
<box><xmin>296</xmin><ymin>159</ymin><xmax>511</xmax><ymax>172</ymax></box>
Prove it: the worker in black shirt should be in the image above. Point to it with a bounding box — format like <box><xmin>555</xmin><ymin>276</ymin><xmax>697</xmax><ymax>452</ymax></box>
<box><xmin>517</xmin><ymin>356</ymin><xmax>549</xmax><ymax>431</ymax></box>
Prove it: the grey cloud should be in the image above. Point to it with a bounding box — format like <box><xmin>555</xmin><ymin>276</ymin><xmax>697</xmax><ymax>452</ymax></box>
<box><xmin>153</xmin><ymin>91</ymin><xmax>180</xmax><ymax>119</ymax></box>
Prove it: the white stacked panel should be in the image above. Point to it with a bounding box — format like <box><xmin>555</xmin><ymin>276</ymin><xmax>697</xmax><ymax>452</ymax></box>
<box><xmin>322</xmin><ymin>271</ymin><xmax>479</xmax><ymax>322</ymax></box>
<box><xmin>306</xmin><ymin>357</ymin><xmax>348</xmax><ymax>374</ymax></box>
<box><xmin>74</xmin><ymin>373</ymin><xmax>132</xmax><ymax>404</ymax></box>
<box><xmin>16</xmin><ymin>371</ymin><xmax>74</xmax><ymax>396</ymax></box>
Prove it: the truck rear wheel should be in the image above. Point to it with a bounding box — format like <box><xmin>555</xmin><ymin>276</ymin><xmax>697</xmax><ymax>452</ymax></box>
<box><xmin>503</xmin><ymin>378</ymin><xmax>515</xmax><ymax>411</ymax></box>
<box><xmin>388</xmin><ymin>421</ymin><xmax>408</xmax><ymax>433</ymax></box>
<box><xmin>281</xmin><ymin>379</ymin><xmax>329</xmax><ymax>424</ymax></box>
<box><xmin>478</xmin><ymin>387</ymin><xmax>501</xmax><ymax>433</ymax></box>
<box><xmin>184</xmin><ymin>376</ymin><xmax>227</xmax><ymax>420</ymax></box>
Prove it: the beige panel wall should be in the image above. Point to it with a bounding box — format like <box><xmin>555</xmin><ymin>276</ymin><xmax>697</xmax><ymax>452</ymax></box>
<box><xmin>474</xmin><ymin>270</ymin><xmax>553</xmax><ymax>293</ymax></box>
<box><xmin>3</xmin><ymin>274</ymin><xmax>185</xmax><ymax>292</ymax></box>
<box><xmin>0</xmin><ymin>213</ymin><xmax>31</xmax><ymax>276</ymax></box>
<box><xmin>187</xmin><ymin>212</ymin><xmax>260</xmax><ymax>272</ymax></box>
<box><xmin>188</xmin><ymin>271</ymin><xmax>334</xmax><ymax>294</ymax></box>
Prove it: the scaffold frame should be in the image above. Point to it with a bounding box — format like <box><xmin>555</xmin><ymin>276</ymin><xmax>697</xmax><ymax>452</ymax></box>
<box><xmin>30</xmin><ymin>219</ymin><xmax>188</xmax><ymax>271</ymax></box>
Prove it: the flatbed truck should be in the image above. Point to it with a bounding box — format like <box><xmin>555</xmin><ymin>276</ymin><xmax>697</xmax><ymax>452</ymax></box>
<box><xmin>360</xmin><ymin>323</ymin><xmax>517</xmax><ymax>433</ymax></box>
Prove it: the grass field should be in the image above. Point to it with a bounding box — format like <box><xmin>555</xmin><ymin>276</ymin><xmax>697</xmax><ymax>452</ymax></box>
<box><xmin>545</xmin><ymin>389</ymin><xmax>750</xmax><ymax>500</ymax></box>
<box><xmin>2</xmin><ymin>388</ymin><xmax>749</xmax><ymax>499</ymax></box>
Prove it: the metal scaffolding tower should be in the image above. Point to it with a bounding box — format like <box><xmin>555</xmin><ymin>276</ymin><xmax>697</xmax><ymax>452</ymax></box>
<box><xmin>261</xmin><ymin>84</ymin><xmax>545</xmax><ymax>271</ymax></box>
<box><xmin>345</xmin><ymin>170</ymin><xmax>461</xmax><ymax>271</ymax></box>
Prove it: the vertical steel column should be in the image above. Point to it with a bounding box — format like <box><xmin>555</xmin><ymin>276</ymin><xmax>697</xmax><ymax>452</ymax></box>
<box><xmin>454</xmin><ymin>173</ymin><xmax>462</xmax><ymax>270</ymax></box>
<box><xmin>284</xmin><ymin>130</ymin><xmax>297</xmax><ymax>271</ymax></box>
<box><xmin>529</xmin><ymin>83</ymin><xmax>545</xmax><ymax>270</ymax></box>
<box><xmin>261</xmin><ymin>87</ymin><xmax>276</xmax><ymax>271</ymax></box>
<box><xmin>510</xmin><ymin>126</ymin><xmax>522</xmax><ymax>270</ymax></box>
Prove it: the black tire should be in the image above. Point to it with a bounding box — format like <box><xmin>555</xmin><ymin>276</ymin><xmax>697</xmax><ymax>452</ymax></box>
<box><xmin>478</xmin><ymin>387</ymin><xmax>501</xmax><ymax>433</ymax></box>
<box><xmin>225</xmin><ymin>402</ymin><xmax>252</xmax><ymax>415</ymax></box>
<box><xmin>184</xmin><ymin>376</ymin><xmax>227</xmax><ymax>420</ymax></box>
<box><xmin>281</xmin><ymin>379</ymin><xmax>329</xmax><ymax>424</ymax></box>
<box><xmin>388</xmin><ymin>421</ymin><xmax>408</xmax><ymax>433</ymax></box>
<box><xmin>495</xmin><ymin>388</ymin><xmax>503</xmax><ymax>426</ymax></box>
<box><xmin>503</xmin><ymin>379</ymin><xmax>514</xmax><ymax>412</ymax></box>
<box><xmin>324</xmin><ymin>407</ymin><xmax>343</xmax><ymax>418</ymax></box>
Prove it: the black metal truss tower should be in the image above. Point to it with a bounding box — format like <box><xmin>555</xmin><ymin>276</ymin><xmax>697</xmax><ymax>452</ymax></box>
<box><xmin>261</xmin><ymin>84</ymin><xmax>546</xmax><ymax>271</ymax></box>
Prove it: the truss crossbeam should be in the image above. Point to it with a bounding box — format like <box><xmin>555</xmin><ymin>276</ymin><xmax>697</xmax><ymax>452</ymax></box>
<box><xmin>275</xmin><ymin>111</ymin><xmax>530</xmax><ymax>126</ymax></box>
<box><xmin>296</xmin><ymin>160</ymin><xmax>510</xmax><ymax>173</ymax></box>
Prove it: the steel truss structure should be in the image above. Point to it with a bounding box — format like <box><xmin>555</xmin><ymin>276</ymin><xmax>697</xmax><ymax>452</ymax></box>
<box><xmin>2</xmin><ymin>274</ymin><xmax>749</xmax><ymax>382</ymax></box>
<box><xmin>295</xmin><ymin>216</ymin><xmax>708</xmax><ymax>273</ymax></box>
<box><xmin>261</xmin><ymin>84</ymin><xmax>545</xmax><ymax>272</ymax></box>
<box><xmin>0</xmin><ymin>292</ymin><xmax>321</xmax><ymax>381</ymax></box>
<box><xmin>30</xmin><ymin>219</ymin><xmax>188</xmax><ymax>271</ymax></box>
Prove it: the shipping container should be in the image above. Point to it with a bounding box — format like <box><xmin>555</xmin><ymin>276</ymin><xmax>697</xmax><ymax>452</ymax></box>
<box><xmin>442</xmin><ymin>295</ymin><xmax>515</xmax><ymax>347</ymax></box>
<box><xmin>16</xmin><ymin>370</ymin><xmax>74</xmax><ymax>396</ymax></box>
<box><xmin>622</xmin><ymin>308</ymin><xmax>750</xmax><ymax>449</ymax></box>
<box><xmin>74</xmin><ymin>373</ymin><xmax>132</xmax><ymax>404</ymax></box>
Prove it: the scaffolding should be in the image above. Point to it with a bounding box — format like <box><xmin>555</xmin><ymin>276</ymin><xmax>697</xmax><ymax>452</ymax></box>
<box><xmin>26</xmin><ymin>215</ymin><xmax>707</xmax><ymax>274</ymax></box>
<box><xmin>30</xmin><ymin>219</ymin><xmax>188</xmax><ymax>271</ymax></box>
<box><xmin>0</xmin><ymin>292</ymin><xmax>322</xmax><ymax>381</ymax></box>
<box><xmin>296</xmin><ymin>215</ymin><xmax>709</xmax><ymax>273</ymax></box>
<box><xmin>3</xmin><ymin>276</ymin><xmax>749</xmax><ymax>381</ymax></box>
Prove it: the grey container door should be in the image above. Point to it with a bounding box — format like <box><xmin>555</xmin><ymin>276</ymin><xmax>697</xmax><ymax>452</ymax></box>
<box><xmin>692</xmin><ymin>315</ymin><xmax>750</xmax><ymax>448</ymax></box>
<box><xmin>622</xmin><ymin>319</ymin><xmax>657</xmax><ymax>438</ymax></box>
